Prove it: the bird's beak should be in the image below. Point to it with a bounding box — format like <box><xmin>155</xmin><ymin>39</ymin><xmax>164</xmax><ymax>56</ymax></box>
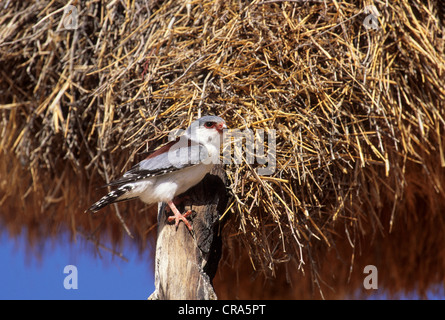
<box><xmin>217</xmin><ymin>122</ymin><xmax>227</xmax><ymax>133</ymax></box>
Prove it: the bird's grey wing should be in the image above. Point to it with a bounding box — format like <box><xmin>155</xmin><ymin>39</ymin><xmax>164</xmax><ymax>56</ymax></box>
<box><xmin>106</xmin><ymin>143</ymin><xmax>209</xmax><ymax>187</ymax></box>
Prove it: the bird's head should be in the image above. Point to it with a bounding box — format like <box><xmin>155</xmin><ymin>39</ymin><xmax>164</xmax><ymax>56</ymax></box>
<box><xmin>185</xmin><ymin>115</ymin><xmax>227</xmax><ymax>147</ymax></box>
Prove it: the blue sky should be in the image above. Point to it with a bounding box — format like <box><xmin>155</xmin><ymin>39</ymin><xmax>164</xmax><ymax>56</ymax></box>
<box><xmin>0</xmin><ymin>231</ymin><xmax>155</xmax><ymax>300</ymax></box>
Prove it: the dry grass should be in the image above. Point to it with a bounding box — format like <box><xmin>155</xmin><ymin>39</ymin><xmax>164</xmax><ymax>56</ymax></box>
<box><xmin>1</xmin><ymin>0</ymin><xmax>445</xmax><ymax>298</ymax></box>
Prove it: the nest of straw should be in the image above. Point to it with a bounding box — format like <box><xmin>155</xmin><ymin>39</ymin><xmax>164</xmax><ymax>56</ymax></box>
<box><xmin>1</xmin><ymin>0</ymin><xmax>445</xmax><ymax>298</ymax></box>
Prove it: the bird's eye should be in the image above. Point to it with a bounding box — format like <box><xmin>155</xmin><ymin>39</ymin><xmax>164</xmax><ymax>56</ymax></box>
<box><xmin>204</xmin><ymin>121</ymin><xmax>215</xmax><ymax>128</ymax></box>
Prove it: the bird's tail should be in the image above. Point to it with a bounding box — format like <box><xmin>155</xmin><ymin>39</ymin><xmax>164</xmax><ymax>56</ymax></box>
<box><xmin>86</xmin><ymin>185</ymin><xmax>134</xmax><ymax>213</ymax></box>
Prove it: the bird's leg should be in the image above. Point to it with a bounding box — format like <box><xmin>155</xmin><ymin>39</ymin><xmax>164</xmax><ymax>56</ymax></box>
<box><xmin>164</xmin><ymin>195</ymin><xmax>191</xmax><ymax>214</ymax></box>
<box><xmin>166</xmin><ymin>200</ymin><xmax>193</xmax><ymax>231</ymax></box>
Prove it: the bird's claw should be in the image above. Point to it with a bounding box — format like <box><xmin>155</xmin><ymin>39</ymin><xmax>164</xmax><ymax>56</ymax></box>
<box><xmin>167</xmin><ymin>209</ymin><xmax>193</xmax><ymax>231</ymax></box>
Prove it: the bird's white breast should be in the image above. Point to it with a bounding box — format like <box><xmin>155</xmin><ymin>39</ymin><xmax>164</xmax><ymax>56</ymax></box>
<box><xmin>138</xmin><ymin>163</ymin><xmax>213</xmax><ymax>204</ymax></box>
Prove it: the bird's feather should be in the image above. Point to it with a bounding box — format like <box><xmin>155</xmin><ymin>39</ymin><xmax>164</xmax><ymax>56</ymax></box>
<box><xmin>87</xmin><ymin>185</ymin><xmax>135</xmax><ymax>212</ymax></box>
<box><xmin>105</xmin><ymin>138</ymin><xmax>210</xmax><ymax>187</ymax></box>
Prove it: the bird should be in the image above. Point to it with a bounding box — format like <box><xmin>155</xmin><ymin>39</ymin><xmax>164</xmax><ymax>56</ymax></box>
<box><xmin>86</xmin><ymin>115</ymin><xmax>227</xmax><ymax>231</ymax></box>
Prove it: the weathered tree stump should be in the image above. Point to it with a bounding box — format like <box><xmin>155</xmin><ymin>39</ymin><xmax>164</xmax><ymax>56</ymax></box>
<box><xmin>148</xmin><ymin>165</ymin><xmax>228</xmax><ymax>300</ymax></box>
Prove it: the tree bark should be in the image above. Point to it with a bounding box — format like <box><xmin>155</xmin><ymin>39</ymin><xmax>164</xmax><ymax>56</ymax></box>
<box><xmin>148</xmin><ymin>165</ymin><xmax>228</xmax><ymax>300</ymax></box>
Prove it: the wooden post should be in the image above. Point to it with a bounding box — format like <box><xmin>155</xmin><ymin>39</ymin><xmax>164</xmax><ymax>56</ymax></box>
<box><xmin>148</xmin><ymin>165</ymin><xmax>228</xmax><ymax>300</ymax></box>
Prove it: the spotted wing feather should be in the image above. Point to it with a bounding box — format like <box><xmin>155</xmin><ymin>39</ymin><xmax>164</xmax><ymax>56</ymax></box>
<box><xmin>105</xmin><ymin>139</ymin><xmax>209</xmax><ymax>187</ymax></box>
<box><xmin>86</xmin><ymin>185</ymin><xmax>135</xmax><ymax>213</ymax></box>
